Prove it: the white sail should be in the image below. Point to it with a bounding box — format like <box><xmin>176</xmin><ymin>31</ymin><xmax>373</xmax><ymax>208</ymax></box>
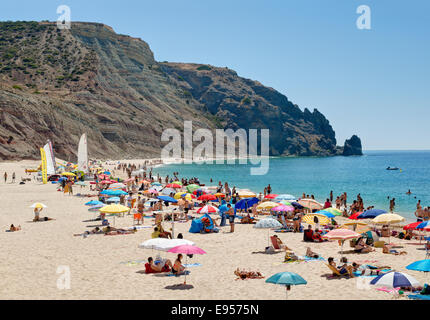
<box><xmin>43</xmin><ymin>141</ymin><xmax>56</xmax><ymax>175</ymax></box>
<box><xmin>77</xmin><ymin>133</ymin><xmax>88</xmax><ymax>173</ymax></box>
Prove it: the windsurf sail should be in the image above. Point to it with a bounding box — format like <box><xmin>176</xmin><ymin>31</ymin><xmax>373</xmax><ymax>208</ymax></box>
<box><xmin>77</xmin><ymin>133</ymin><xmax>89</xmax><ymax>173</ymax></box>
<box><xmin>43</xmin><ymin>140</ymin><xmax>56</xmax><ymax>175</ymax></box>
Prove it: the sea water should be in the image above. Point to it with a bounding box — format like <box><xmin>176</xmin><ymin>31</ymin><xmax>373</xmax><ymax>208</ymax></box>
<box><xmin>152</xmin><ymin>150</ymin><xmax>430</xmax><ymax>220</ymax></box>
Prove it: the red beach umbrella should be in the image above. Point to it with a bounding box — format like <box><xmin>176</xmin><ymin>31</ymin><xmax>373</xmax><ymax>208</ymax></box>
<box><xmin>265</xmin><ymin>194</ymin><xmax>279</xmax><ymax>199</ymax></box>
<box><xmin>348</xmin><ymin>212</ymin><xmax>363</xmax><ymax>220</ymax></box>
<box><xmin>198</xmin><ymin>194</ymin><xmax>217</xmax><ymax>201</ymax></box>
<box><xmin>166</xmin><ymin>183</ymin><xmax>182</xmax><ymax>188</ymax></box>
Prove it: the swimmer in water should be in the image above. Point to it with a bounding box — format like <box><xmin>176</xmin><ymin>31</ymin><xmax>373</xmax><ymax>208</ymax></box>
<box><xmin>406</xmin><ymin>189</ymin><xmax>412</xmax><ymax>195</ymax></box>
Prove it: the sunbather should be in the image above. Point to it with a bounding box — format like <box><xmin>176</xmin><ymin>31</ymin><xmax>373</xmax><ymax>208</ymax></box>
<box><xmin>328</xmin><ymin>257</ymin><xmax>354</xmax><ymax>277</ymax></box>
<box><xmin>354</xmin><ymin>238</ymin><xmax>375</xmax><ymax>253</ymax></box>
<box><xmin>383</xmin><ymin>244</ymin><xmax>407</xmax><ymax>255</ymax></box>
<box><xmin>147</xmin><ymin>257</ymin><xmax>172</xmax><ymax>272</ymax></box>
<box><xmin>9</xmin><ymin>224</ymin><xmax>21</xmax><ymax>232</ymax></box>
<box><xmin>273</xmin><ymin>235</ymin><xmax>292</xmax><ymax>251</ymax></box>
<box><xmin>234</xmin><ymin>268</ymin><xmax>264</xmax><ymax>280</ymax></box>
<box><xmin>351</xmin><ymin>262</ymin><xmax>389</xmax><ymax>276</ymax></box>
<box><xmin>172</xmin><ymin>254</ymin><xmax>186</xmax><ymax>275</ymax></box>
<box><xmin>33</xmin><ymin>216</ymin><xmax>55</xmax><ymax>222</ymax></box>
<box><xmin>305</xmin><ymin>247</ymin><xmax>320</xmax><ymax>259</ymax></box>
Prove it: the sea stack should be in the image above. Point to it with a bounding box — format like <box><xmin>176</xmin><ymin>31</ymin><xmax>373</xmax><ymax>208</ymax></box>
<box><xmin>342</xmin><ymin>135</ymin><xmax>363</xmax><ymax>156</ymax></box>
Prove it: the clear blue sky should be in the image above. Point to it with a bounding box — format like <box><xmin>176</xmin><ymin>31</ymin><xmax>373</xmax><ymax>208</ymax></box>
<box><xmin>1</xmin><ymin>0</ymin><xmax>429</xmax><ymax>150</ymax></box>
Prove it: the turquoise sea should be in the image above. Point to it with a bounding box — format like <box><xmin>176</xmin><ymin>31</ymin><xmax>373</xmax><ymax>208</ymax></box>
<box><xmin>152</xmin><ymin>151</ymin><xmax>430</xmax><ymax>221</ymax></box>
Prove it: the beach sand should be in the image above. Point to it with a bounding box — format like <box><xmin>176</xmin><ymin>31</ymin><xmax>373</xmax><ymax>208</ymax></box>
<box><xmin>0</xmin><ymin>160</ymin><xmax>428</xmax><ymax>300</ymax></box>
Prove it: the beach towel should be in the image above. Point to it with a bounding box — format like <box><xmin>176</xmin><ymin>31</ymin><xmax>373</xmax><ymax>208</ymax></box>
<box><xmin>408</xmin><ymin>294</ymin><xmax>430</xmax><ymax>300</ymax></box>
<box><xmin>183</xmin><ymin>263</ymin><xmax>202</xmax><ymax>268</ymax></box>
<box><xmin>165</xmin><ymin>271</ymin><xmax>190</xmax><ymax>277</ymax></box>
<box><xmin>298</xmin><ymin>256</ymin><xmax>325</xmax><ymax>262</ymax></box>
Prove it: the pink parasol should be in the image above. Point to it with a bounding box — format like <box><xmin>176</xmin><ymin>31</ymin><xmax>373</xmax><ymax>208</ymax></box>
<box><xmin>271</xmin><ymin>205</ymin><xmax>294</xmax><ymax>212</ymax></box>
<box><xmin>265</xmin><ymin>194</ymin><xmax>279</xmax><ymax>199</ymax></box>
<box><xmin>167</xmin><ymin>245</ymin><xmax>206</xmax><ymax>284</ymax></box>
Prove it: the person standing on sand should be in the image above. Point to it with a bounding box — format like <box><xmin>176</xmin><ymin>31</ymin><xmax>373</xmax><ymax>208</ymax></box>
<box><xmin>12</xmin><ymin>172</ymin><xmax>15</xmax><ymax>183</ymax></box>
<box><xmin>226</xmin><ymin>204</ymin><xmax>235</xmax><ymax>233</ymax></box>
<box><xmin>4</xmin><ymin>172</ymin><xmax>7</xmax><ymax>183</ymax></box>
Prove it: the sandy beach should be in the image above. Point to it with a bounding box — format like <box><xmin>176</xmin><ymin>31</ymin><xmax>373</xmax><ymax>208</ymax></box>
<box><xmin>0</xmin><ymin>160</ymin><xmax>428</xmax><ymax>300</ymax></box>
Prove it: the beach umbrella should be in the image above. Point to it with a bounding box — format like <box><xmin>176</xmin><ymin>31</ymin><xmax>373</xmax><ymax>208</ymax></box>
<box><xmin>123</xmin><ymin>178</ymin><xmax>135</xmax><ymax>183</ymax></box>
<box><xmin>139</xmin><ymin>238</ymin><xmax>195</xmax><ymax>251</ymax></box>
<box><xmin>98</xmin><ymin>174</ymin><xmax>110</xmax><ymax>180</ymax></box>
<box><xmin>266</xmin><ymin>272</ymin><xmax>307</xmax><ymax>299</ymax></box>
<box><xmin>315</xmin><ymin>210</ymin><xmax>335</xmax><ymax>218</ymax></box>
<box><xmin>197</xmin><ymin>205</ymin><xmax>219</xmax><ymax>214</ymax></box>
<box><xmin>342</xmin><ymin>221</ymin><xmax>368</xmax><ymax>231</ymax></box>
<box><xmin>100</xmin><ymin>189</ymin><xmax>128</xmax><ymax>196</ymax></box>
<box><xmin>302</xmin><ymin>213</ymin><xmax>330</xmax><ymax>226</ymax></box>
<box><xmin>100</xmin><ymin>180</ymin><xmax>114</xmax><ymax>185</ymax></box>
<box><xmin>75</xmin><ymin>181</ymin><xmax>87</xmax><ymax>186</ymax></box>
<box><xmin>106</xmin><ymin>197</ymin><xmax>120</xmax><ymax>203</ymax></box>
<box><xmin>172</xmin><ymin>181</ymin><xmax>183</xmax><ymax>185</ymax></box>
<box><xmin>219</xmin><ymin>204</ymin><xmax>234</xmax><ymax>213</ymax></box>
<box><xmin>103</xmin><ymin>171</ymin><xmax>111</xmax><ymax>175</ymax></box>
<box><xmin>147</xmin><ymin>189</ymin><xmax>159</xmax><ymax>194</ymax></box>
<box><xmin>323</xmin><ymin>229</ymin><xmax>362</xmax><ymax>259</ymax></box>
<box><xmin>370</xmin><ymin>271</ymin><xmax>419</xmax><ymax>288</ymax></box>
<box><xmin>151</xmin><ymin>185</ymin><xmax>163</xmax><ymax>191</ymax></box>
<box><xmin>271</xmin><ymin>205</ymin><xmax>295</xmax><ymax>213</ymax></box>
<box><xmin>257</xmin><ymin>201</ymin><xmax>281</xmax><ymax>211</ymax></box>
<box><xmin>254</xmin><ymin>218</ymin><xmax>283</xmax><ymax>247</ymax></box>
<box><xmin>403</xmin><ymin>222</ymin><xmax>422</xmax><ymax>230</ymax></box>
<box><xmin>186</xmin><ymin>184</ymin><xmax>200</xmax><ymax>193</ymax></box>
<box><xmin>237</xmin><ymin>190</ymin><xmax>257</xmax><ymax>198</ymax></box>
<box><xmin>168</xmin><ymin>245</ymin><xmax>206</xmax><ymax>284</ymax></box>
<box><xmin>161</xmin><ymin>188</ymin><xmax>176</xmax><ymax>195</ymax></box>
<box><xmin>416</xmin><ymin>221</ymin><xmax>430</xmax><ymax>230</ymax></box>
<box><xmin>198</xmin><ymin>194</ymin><xmax>217</xmax><ymax>201</ymax></box>
<box><xmin>297</xmin><ymin>199</ymin><xmax>323</xmax><ymax>211</ymax></box>
<box><xmin>151</xmin><ymin>182</ymin><xmax>162</xmax><ymax>186</ymax></box>
<box><xmin>275</xmin><ymin>194</ymin><xmax>296</xmax><ymax>201</ymax></box>
<box><xmin>265</xmin><ymin>194</ymin><xmax>279</xmax><ymax>199</ymax></box>
<box><xmin>88</xmin><ymin>204</ymin><xmax>104</xmax><ymax>211</ymax></box>
<box><xmin>406</xmin><ymin>260</ymin><xmax>430</xmax><ymax>274</ymax></box>
<box><xmin>157</xmin><ymin>196</ymin><xmax>178</xmax><ymax>203</ymax></box>
<box><xmin>174</xmin><ymin>192</ymin><xmax>188</xmax><ymax>200</ymax></box>
<box><xmin>357</xmin><ymin>209</ymin><xmax>387</xmax><ymax>219</ymax></box>
<box><xmin>166</xmin><ymin>183</ymin><xmax>182</xmax><ymax>189</ymax></box>
<box><xmin>214</xmin><ymin>193</ymin><xmax>226</xmax><ymax>198</ymax></box>
<box><xmin>348</xmin><ymin>212</ymin><xmax>364</xmax><ymax>220</ymax></box>
<box><xmin>278</xmin><ymin>200</ymin><xmax>292</xmax><ymax>206</ymax></box>
<box><xmin>373</xmin><ymin>213</ymin><xmax>404</xmax><ymax>225</ymax></box>
<box><xmin>291</xmin><ymin>202</ymin><xmax>304</xmax><ymax>209</ymax></box>
<box><xmin>30</xmin><ymin>203</ymin><xmax>47</xmax><ymax>209</ymax></box>
<box><xmin>108</xmin><ymin>183</ymin><xmax>126</xmax><ymax>189</ymax></box>
<box><xmin>61</xmin><ymin>172</ymin><xmax>76</xmax><ymax>177</ymax></box>
<box><xmin>324</xmin><ymin>207</ymin><xmax>342</xmax><ymax>216</ymax></box>
<box><xmin>99</xmin><ymin>204</ymin><xmax>130</xmax><ymax>226</ymax></box>
<box><xmin>85</xmin><ymin>200</ymin><xmax>104</xmax><ymax>206</ymax></box>
<box><xmin>235</xmin><ymin>197</ymin><xmax>259</xmax><ymax>211</ymax></box>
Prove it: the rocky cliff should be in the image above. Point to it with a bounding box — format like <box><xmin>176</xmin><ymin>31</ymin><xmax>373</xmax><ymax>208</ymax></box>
<box><xmin>0</xmin><ymin>21</ymin><xmax>362</xmax><ymax>161</ymax></box>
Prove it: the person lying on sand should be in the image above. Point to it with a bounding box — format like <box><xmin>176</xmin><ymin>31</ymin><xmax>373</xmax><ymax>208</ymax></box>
<box><xmin>8</xmin><ymin>224</ymin><xmax>21</xmax><ymax>232</ymax></box>
<box><xmin>382</xmin><ymin>244</ymin><xmax>407</xmax><ymax>255</ymax></box>
<box><xmin>73</xmin><ymin>227</ymin><xmax>104</xmax><ymax>236</ymax></box>
<box><xmin>354</xmin><ymin>238</ymin><xmax>375</xmax><ymax>253</ymax></box>
<box><xmin>240</xmin><ymin>214</ymin><xmax>257</xmax><ymax>224</ymax></box>
<box><xmin>148</xmin><ymin>257</ymin><xmax>172</xmax><ymax>272</ymax></box>
<box><xmin>234</xmin><ymin>268</ymin><xmax>264</xmax><ymax>280</ymax></box>
<box><xmin>305</xmin><ymin>247</ymin><xmax>320</xmax><ymax>259</ymax></box>
<box><xmin>351</xmin><ymin>262</ymin><xmax>390</xmax><ymax>276</ymax></box>
<box><xmin>102</xmin><ymin>226</ymin><xmax>137</xmax><ymax>235</ymax></box>
<box><xmin>284</xmin><ymin>250</ymin><xmax>300</xmax><ymax>262</ymax></box>
<box><xmin>33</xmin><ymin>217</ymin><xmax>55</xmax><ymax>222</ymax></box>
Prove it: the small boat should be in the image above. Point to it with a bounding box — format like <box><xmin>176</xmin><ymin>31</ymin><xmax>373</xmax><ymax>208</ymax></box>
<box><xmin>386</xmin><ymin>167</ymin><xmax>399</xmax><ymax>170</ymax></box>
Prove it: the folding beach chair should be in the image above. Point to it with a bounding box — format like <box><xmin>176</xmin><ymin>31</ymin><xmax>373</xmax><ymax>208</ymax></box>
<box><xmin>326</xmin><ymin>264</ymin><xmax>350</xmax><ymax>278</ymax></box>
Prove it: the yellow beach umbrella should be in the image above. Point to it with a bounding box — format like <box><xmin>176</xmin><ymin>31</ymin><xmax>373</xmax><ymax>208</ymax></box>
<box><xmin>257</xmin><ymin>201</ymin><xmax>280</xmax><ymax>210</ymax></box>
<box><xmin>99</xmin><ymin>204</ymin><xmax>130</xmax><ymax>214</ymax></box>
<box><xmin>172</xmin><ymin>181</ymin><xmax>183</xmax><ymax>185</ymax></box>
<box><xmin>174</xmin><ymin>192</ymin><xmax>192</xmax><ymax>200</ymax></box>
<box><xmin>30</xmin><ymin>203</ymin><xmax>47</xmax><ymax>209</ymax></box>
<box><xmin>342</xmin><ymin>221</ymin><xmax>369</xmax><ymax>232</ymax></box>
<box><xmin>238</xmin><ymin>190</ymin><xmax>257</xmax><ymax>198</ymax></box>
<box><xmin>61</xmin><ymin>172</ymin><xmax>76</xmax><ymax>177</ymax></box>
<box><xmin>373</xmin><ymin>213</ymin><xmax>404</xmax><ymax>224</ymax></box>
<box><xmin>302</xmin><ymin>213</ymin><xmax>330</xmax><ymax>226</ymax></box>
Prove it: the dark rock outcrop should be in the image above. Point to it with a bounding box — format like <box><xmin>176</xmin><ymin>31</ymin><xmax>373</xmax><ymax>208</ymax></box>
<box><xmin>0</xmin><ymin>21</ymin><xmax>362</xmax><ymax>160</ymax></box>
<box><xmin>343</xmin><ymin>135</ymin><xmax>363</xmax><ymax>156</ymax></box>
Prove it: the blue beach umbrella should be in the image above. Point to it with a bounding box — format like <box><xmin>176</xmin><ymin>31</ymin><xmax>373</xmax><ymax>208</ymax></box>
<box><xmin>151</xmin><ymin>182</ymin><xmax>162</xmax><ymax>186</ymax></box>
<box><xmin>275</xmin><ymin>194</ymin><xmax>296</xmax><ymax>201</ymax></box>
<box><xmin>100</xmin><ymin>189</ymin><xmax>128</xmax><ymax>196</ymax></box>
<box><xmin>416</xmin><ymin>221</ymin><xmax>430</xmax><ymax>229</ymax></box>
<box><xmin>219</xmin><ymin>204</ymin><xmax>234</xmax><ymax>213</ymax></box>
<box><xmin>157</xmin><ymin>196</ymin><xmax>178</xmax><ymax>203</ymax></box>
<box><xmin>315</xmin><ymin>210</ymin><xmax>335</xmax><ymax>218</ymax></box>
<box><xmin>85</xmin><ymin>200</ymin><xmax>104</xmax><ymax>206</ymax></box>
<box><xmin>106</xmin><ymin>197</ymin><xmax>120</xmax><ymax>203</ymax></box>
<box><xmin>266</xmin><ymin>272</ymin><xmax>307</xmax><ymax>299</ymax></box>
<box><xmin>407</xmin><ymin>260</ymin><xmax>430</xmax><ymax>273</ymax></box>
<box><xmin>357</xmin><ymin>209</ymin><xmax>387</xmax><ymax>219</ymax></box>
<box><xmin>370</xmin><ymin>271</ymin><xmax>420</xmax><ymax>288</ymax></box>
<box><xmin>88</xmin><ymin>204</ymin><xmax>104</xmax><ymax>211</ymax></box>
<box><xmin>291</xmin><ymin>202</ymin><xmax>304</xmax><ymax>209</ymax></box>
<box><xmin>235</xmin><ymin>197</ymin><xmax>259</xmax><ymax>210</ymax></box>
<box><xmin>254</xmin><ymin>218</ymin><xmax>283</xmax><ymax>247</ymax></box>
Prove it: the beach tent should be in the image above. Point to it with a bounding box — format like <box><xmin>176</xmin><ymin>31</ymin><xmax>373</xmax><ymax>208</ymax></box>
<box><xmin>189</xmin><ymin>213</ymin><xmax>214</xmax><ymax>233</ymax></box>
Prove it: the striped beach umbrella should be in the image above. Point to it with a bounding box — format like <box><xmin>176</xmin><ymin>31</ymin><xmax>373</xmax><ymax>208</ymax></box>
<box><xmin>197</xmin><ymin>205</ymin><xmax>219</xmax><ymax>214</ymax></box>
<box><xmin>324</xmin><ymin>207</ymin><xmax>342</xmax><ymax>216</ymax></box>
<box><xmin>298</xmin><ymin>199</ymin><xmax>323</xmax><ymax>211</ymax></box>
<box><xmin>323</xmin><ymin>228</ymin><xmax>362</xmax><ymax>258</ymax></box>
<box><xmin>265</xmin><ymin>194</ymin><xmax>279</xmax><ymax>199</ymax></box>
<box><xmin>370</xmin><ymin>271</ymin><xmax>420</xmax><ymax>288</ymax></box>
<box><xmin>257</xmin><ymin>201</ymin><xmax>281</xmax><ymax>211</ymax></box>
<box><xmin>315</xmin><ymin>210</ymin><xmax>335</xmax><ymax>218</ymax></box>
<box><xmin>302</xmin><ymin>213</ymin><xmax>330</xmax><ymax>226</ymax></box>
